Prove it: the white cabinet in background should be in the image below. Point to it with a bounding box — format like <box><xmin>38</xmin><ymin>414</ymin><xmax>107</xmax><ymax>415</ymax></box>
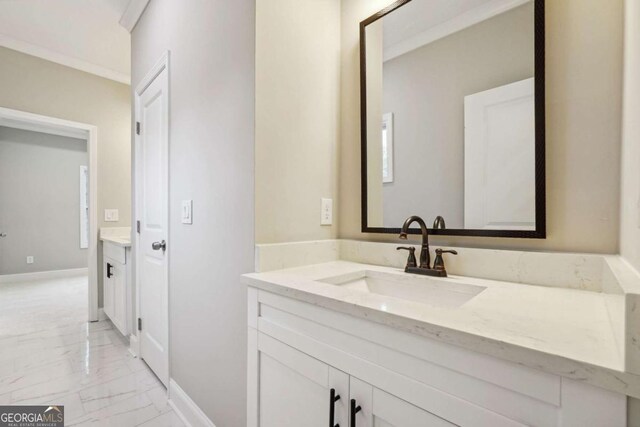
<box><xmin>247</xmin><ymin>289</ymin><xmax>627</xmax><ymax>427</ymax></box>
<box><xmin>102</xmin><ymin>241</ymin><xmax>132</xmax><ymax>336</ymax></box>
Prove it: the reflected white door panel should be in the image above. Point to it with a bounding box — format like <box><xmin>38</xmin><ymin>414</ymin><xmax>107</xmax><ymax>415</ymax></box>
<box><xmin>464</xmin><ymin>78</ymin><xmax>535</xmax><ymax>230</ymax></box>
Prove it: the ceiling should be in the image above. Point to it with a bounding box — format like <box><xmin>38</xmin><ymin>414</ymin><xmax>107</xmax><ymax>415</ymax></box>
<box><xmin>383</xmin><ymin>0</ymin><xmax>494</xmax><ymax>48</ymax></box>
<box><xmin>382</xmin><ymin>0</ymin><xmax>530</xmax><ymax>60</ymax></box>
<box><xmin>0</xmin><ymin>0</ymin><xmax>131</xmax><ymax>84</ymax></box>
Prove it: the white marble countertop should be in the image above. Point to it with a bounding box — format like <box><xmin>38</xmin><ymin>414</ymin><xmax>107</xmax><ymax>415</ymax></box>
<box><xmin>242</xmin><ymin>260</ymin><xmax>640</xmax><ymax>398</ymax></box>
<box><xmin>100</xmin><ymin>235</ymin><xmax>131</xmax><ymax>247</ymax></box>
<box><xmin>100</xmin><ymin>227</ymin><xmax>131</xmax><ymax>248</ymax></box>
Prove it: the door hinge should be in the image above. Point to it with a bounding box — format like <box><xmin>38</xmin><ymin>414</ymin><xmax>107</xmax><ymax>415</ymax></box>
<box><xmin>136</xmin><ymin>121</ymin><xmax>141</xmax><ymax>135</ymax></box>
<box><xmin>136</xmin><ymin>220</ymin><xmax>140</xmax><ymax>234</ymax></box>
<box><xmin>138</xmin><ymin>318</ymin><xmax>142</xmax><ymax>331</ymax></box>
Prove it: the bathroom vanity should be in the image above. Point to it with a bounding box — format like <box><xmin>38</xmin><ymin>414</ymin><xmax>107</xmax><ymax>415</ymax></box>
<box><xmin>243</xmin><ymin>0</ymin><xmax>639</xmax><ymax>425</ymax></box>
<box><xmin>243</xmin><ymin>240</ymin><xmax>640</xmax><ymax>427</ymax></box>
<box><xmin>100</xmin><ymin>227</ymin><xmax>132</xmax><ymax>337</ymax></box>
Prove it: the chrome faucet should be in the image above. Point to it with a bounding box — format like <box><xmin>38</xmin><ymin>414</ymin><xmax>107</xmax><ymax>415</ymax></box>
<box><xmin>397</xmin><ymin>215</ymin><xmax>457</xmax><ymax>277</ymax></box>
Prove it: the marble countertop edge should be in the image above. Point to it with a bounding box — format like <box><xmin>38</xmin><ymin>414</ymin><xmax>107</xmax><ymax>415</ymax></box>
<box><xmin>242</xmin><ymin>263</ymin><xmax>640</xmax><ymax>399</ymax></box>
<box><xmin>100</xmin><ymin>235</ymin><xmax>131</xmax><ymax>248</ymax></box>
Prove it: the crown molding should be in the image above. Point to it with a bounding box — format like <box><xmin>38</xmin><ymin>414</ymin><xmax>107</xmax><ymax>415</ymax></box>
<box><xmin>384</xmin><ymin>0</ymin><xmax>531</xmax><ymax>62</ymax></box>
<box><xmin>119</xmin><ymin>0</ymin><xmax>150</xmax><ymax>33</ymax></box>
<box><xmin>0</xmin><ymin>33</ymin><xmax>130</xmax><ymax>84</ymax></box>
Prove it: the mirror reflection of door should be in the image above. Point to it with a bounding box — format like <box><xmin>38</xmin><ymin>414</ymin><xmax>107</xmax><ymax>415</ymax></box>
<box><xmin>464</xmin><ymin>78</ymin><xmax>535</xmax><ymax>230</ymax></box>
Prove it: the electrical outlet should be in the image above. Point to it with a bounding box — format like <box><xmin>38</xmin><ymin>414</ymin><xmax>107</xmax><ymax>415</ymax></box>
<box><xmin>26</xmin><ymin>256</ymin><xmax>34</xmax><ymax>264</ymax></box>
<box><xmin>321</xmin><ymin>198</ymin><xmax>333</xmax><ymax>225</ymax></box>
<box><xmin>104</xmin><ymin>209</ymin><xmax>119</xmax><ymax>222</ymax></box>
<box><xmin>181</xmin><ymin>200</ymin><xmax>193</xmax><ymax>224</ymax></box>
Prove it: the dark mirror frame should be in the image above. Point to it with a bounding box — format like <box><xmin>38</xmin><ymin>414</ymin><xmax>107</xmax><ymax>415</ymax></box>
<box><xmin>360</xmin><ymin>0</ymin><xmax>546</xmax><ymax>238</ymax></box>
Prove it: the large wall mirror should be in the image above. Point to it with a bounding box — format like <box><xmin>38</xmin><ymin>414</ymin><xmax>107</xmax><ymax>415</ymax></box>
<box><xmin>360</xmin><ymin>0</ymin><xmax>545</xmax><ymax>238</ymax></box>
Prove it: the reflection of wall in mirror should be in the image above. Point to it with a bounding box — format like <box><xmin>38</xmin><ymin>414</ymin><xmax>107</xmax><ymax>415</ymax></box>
<box><xmin>379</xmin><ymin>2</ymin><xmax>534</xmax><ymax>229</ymax></box>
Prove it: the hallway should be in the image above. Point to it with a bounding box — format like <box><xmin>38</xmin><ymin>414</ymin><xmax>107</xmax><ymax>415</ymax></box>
<box><xmin>0</xmin><ymin>275</ymin><xmax>183</xmax><ymax>426</ymax></box>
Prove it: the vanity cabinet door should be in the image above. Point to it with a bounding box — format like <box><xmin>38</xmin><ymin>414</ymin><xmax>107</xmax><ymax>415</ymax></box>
<box><xmin>257</xmin><ymin>333</ymin><xmax>348</xmax><ymax>427</ymax></box>
<box><xmin>350</xmin><ymin>377</ymin><xmax>455</xmax><ymax>427</ymax></box>
<box><xmin>111</xmin><ymin>260</ymin><xmax>128</xmax><ymax>335</ymax></box>
<box><xmin>103</xmin><ymin>258</ymin><xmax>114</xmax><ymax>320</ymax></box>
<box><xmin>102</xmin><ymin>254</ymin><xmax>128</xmax><ymax>336</ymax></box>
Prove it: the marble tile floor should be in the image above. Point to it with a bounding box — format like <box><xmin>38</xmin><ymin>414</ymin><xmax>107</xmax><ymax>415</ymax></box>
<box><xmin>0</xmin><ymin>275</ymin><xmax>184</xmax><ymax>426</ymax></box>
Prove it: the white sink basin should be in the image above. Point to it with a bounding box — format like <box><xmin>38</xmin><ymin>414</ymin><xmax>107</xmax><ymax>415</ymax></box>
<box><xmin>319</xmin><ymin>270</ymin><xmax>485</xmax><ymax>309</ymax></box>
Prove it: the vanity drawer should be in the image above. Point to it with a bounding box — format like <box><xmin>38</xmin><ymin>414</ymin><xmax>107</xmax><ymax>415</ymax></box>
<box><xmin>103</xmin><ymin>241</ymin><xmax>126</xmax><ymax>264</ymax></box>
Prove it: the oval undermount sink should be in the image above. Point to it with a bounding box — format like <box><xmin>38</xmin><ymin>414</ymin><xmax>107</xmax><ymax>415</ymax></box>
<box><xmin>318</xmin><ymin>270</ymin><xmax>486</xmax><ymax>309</ymax></box>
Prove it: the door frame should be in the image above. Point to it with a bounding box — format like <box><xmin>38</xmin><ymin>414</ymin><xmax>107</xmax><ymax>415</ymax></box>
<box><xmin>0</xmin><ymin>106</ymin><xmax>99</xmax><ymax>321</ymax></box>
<box><xmin>133</xmin><ymin>51</ymin><xmax>170</xmax><ymax>385</ymax></box>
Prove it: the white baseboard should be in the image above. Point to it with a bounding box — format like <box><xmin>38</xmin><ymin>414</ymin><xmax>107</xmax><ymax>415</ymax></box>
<box><xmin>168</xmin><ymin>379</ymin><xmax>216</xmax><ymax>427</ymax></box>
<box><xmin>97</xmin><ymin>308</ymin><xmax>109</xmax><ymax>322</ymax></box>
<box><xmin>129</xmin><ymin>334</ymin><xmax>140</xmax><ymax>357</ymax></box>
<box><xmin>0</xmin><ymin>267</ymin><xmax>88</xmax><ymax>284</ymax></box>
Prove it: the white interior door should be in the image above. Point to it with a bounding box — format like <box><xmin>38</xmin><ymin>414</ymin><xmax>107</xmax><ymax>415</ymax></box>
<box><xmin>464</xmin><ymin>78</ymin><xmax>535</xmax><ymax>230</ymax></box>
<box><xmin>136</xmin><ymin>62</ymin><xmax>169</xmax><ymax>386</ymax></box>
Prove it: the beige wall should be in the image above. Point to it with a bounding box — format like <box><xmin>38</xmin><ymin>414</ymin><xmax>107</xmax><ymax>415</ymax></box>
<box><xmin>0</xmin><ymin>47</ymin><xmax>130</xmax><ymax>305</ymax></box>
<box><xmin>340</xmin><ymin>0</ymin><xmax>623</xmax><ymax>253</ymax></box>
<box><xmin>0</xmin><ymin>127</ymin><xmax>88</xmax><ymax>274</ymax></box>
<box><xmin>255</xmin><ymin>0</ymin><xmax>341</xmax><ymax>243</ymax></box>
<box><xmin>132</xmin><ymin>0</ymin><xmax>255</xmax><ymax>425</ymax></box>
<box><xmin>0</xmin><ymin>47</ymin><xmax>131</xmax><ymax>230</ymax></box>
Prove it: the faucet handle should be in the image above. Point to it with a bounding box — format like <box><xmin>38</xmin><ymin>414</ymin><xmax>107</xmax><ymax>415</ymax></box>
<box><xmin>435</xmin><ymin>249</ymin><xmax>458</xmax><ymax>255</ymax></box>
<box><xmin>433</xmin><ymin>248</ymin><xmax>457</xmax><ymax>272</ymax></box>
<box><xmin>396</xmin><ymin>246</ymin><xmax>417</xmax><ymax>269</ymax></box>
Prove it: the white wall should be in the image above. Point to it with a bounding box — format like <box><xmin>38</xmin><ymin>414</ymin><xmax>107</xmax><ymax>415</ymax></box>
<box><xmin>0</xmin><ymin>127</ymin><xmax>87</xmax><ymax>274</ymax></box>
<box><xmin>340</xmin><ymin>0</ymin><xmax>624</xmax><ymax>253</ymax></box>
<box><xmin>131</xmin><ymin>1</ymin><xmax>255</xmax><ymax>425</ymax></box>
<box><xmin>255</xmin><ymin>0</ymin><xmax>341</xmax><ymax>244</ymax></box>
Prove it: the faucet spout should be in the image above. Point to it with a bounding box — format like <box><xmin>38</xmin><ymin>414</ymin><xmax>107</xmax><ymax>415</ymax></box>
<box><xmin>399</xmin><ymin>216</ymin><xmax>430</xmax><ymax>269</ymax></box>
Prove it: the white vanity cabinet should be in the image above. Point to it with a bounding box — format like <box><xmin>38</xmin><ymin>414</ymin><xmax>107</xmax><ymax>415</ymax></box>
<box><xmin>247</xmin><ymin>288</ymin><xmax>627</xmax><ymax>427</ymax></box>
<box><xmin>102</xmin><ymin>241</ymin><xmax>131</xmax><ymax>336</ymax></box>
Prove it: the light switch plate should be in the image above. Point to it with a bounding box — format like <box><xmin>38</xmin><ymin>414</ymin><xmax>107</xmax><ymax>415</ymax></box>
<box><xmin>104</xmin><ymin>209</ymin><xmax>119</xmax><ymax>222</ymax></box>
<box><xmin>321</xmin><ymin>198</ymin><xmax>333</xmax><ymax>225</ymax></box>
<box><xmin>26</xmin><ymin>256</ymin><xmax>34</xmax><ymax>264</ymax></box>
<box><xmin>181</xmin><ymin>200</ymin><xmax>193</xmax><ymax>224</ymax></box>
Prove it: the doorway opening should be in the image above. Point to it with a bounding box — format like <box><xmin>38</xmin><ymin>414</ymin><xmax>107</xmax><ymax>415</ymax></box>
<box><xmin>0</xmin><ymin>107</ymin><xmax>99</xmax><ymax>321</ymax></box>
